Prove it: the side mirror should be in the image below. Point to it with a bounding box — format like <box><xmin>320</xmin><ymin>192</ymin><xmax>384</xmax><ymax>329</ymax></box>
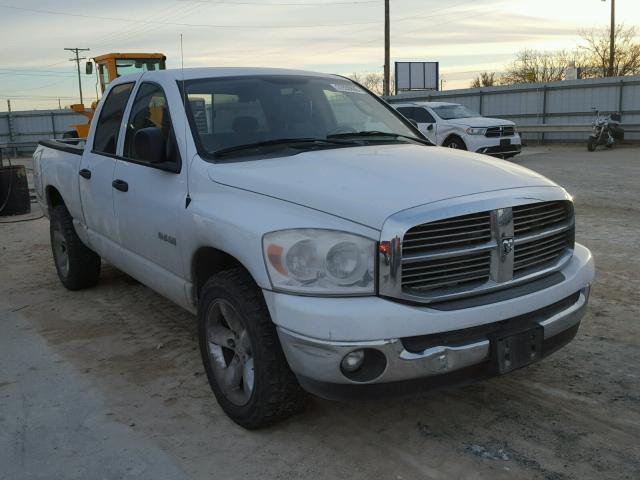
<box><xmin>134</xmin><ymin>127</ymin><xmax>166</xmax><ymax>164</ymax></box>
<box><xmin>85</xmin><ymin>61</ymin><xmax>93</xmax><ymax>75</ymax></box>
<box><xmin>427</xmin><ymin>124</ymin><xmax>434</xmax><ymax>131</ymax></box>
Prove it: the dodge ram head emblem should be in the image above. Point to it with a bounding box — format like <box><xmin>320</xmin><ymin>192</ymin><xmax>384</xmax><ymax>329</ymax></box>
<box><xmin>501</xmin><ymin>237</ymin><xmax>514</xmax><ymax>256</ymax></box>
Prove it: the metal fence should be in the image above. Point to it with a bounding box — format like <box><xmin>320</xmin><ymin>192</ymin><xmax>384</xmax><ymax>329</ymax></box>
<box><xmin>0</xmin><ymin>109</ymin><xmax>88</xmax><ymax>155</ymax></box>
<box><xmin>3</xmin><ymin>76</ymin><xmax>640</xmax><ymax>155</ymax></box>
<box><xmin>387</xmin><ymin>75</ymin><xmax>640</xmax><ymax>143</ymax></box>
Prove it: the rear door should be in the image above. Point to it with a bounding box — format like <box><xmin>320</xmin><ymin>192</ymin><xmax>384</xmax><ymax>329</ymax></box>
<box><xmin>79</xmin><ymin>82</ymin><xmax>135</xmax><ymax>251</ymax></box>
<box><xmin>111</xmin><ymin>81</ymin><xmax>187</xmax><ymax>286</ymax></box>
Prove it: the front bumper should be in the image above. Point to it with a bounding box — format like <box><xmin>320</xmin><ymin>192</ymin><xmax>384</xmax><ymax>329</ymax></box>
<box><xmin>467</xmin><ymin>133</ymin><xmax>522</xmax><ymax>157</ymax></box>
<box><xmin>266</xmin><ymin>244</ymin><xmax>594</xmax><ymax>399</ymax></box>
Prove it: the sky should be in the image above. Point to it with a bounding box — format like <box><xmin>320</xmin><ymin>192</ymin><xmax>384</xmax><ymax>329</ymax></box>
<box><xmin>1</xmin><ymin>0</ymin><xmax>639</xmax><ymax>111</ymax></box>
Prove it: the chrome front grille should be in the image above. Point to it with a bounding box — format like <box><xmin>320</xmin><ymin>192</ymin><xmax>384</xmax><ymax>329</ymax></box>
<box><xmin>513</xmin><ymin>201</ymin><xmax>574</xmax><ymax>276</ymax></box>
<box><xmin>402</xmin><ymin>251</ymin><xmax>492</xmax><ymax>291</ymax></box>
<box><xmin>396</xmin><ymin>200</ymin><xmax>574</xmax><ymax>300</ymax></box>
<box><xmin>402</xmin><ymin>212</ymin><xmax>492</xmax><ymax>255</ymax></box>
<box><xmin>485</xmin><ymin>126</ymin><xmax>515</xmax><ymax>137</ymax></box>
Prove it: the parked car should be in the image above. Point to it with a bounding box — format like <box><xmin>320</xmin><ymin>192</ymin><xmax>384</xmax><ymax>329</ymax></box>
<box><xmin>33</xmin><ymin>68</ymin><xmax>594</xmax><ymax>429</ymax></box>
<box><xmin>392</xmin><ymin>101</ymin><xmax>522</xmax><ymax>158</ymax></box>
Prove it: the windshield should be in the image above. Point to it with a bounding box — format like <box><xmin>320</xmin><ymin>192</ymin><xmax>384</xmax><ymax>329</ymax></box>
<box><xmin>432</xmin><ymin>105</ymin><xmax>480</xmax><ymax>120</ymax></box>
<box><xmin>183</xmin><ymin>75</ymin><xmax>420</xmax><ymax>159</ymax></box>
<box><xmin>115</xmin><ymin>58</ymin><xmax>164</xmax><ymax>77</ymax></box>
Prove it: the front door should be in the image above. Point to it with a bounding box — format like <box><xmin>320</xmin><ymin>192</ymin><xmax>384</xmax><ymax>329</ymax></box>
<box><xmin>412</xmin><ymin>107</ymin><xmax>438</xmax><ymax>144</ymax></box>
<box><xmin>79</xmin><ymin>82</ymin><xmax>135</xmax><ymax>252</ymax></box>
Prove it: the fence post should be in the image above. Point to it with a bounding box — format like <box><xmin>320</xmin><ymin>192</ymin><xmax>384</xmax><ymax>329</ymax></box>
<box><xmin>6</xmin><ymin>99</ymin><xmax>17</xmax><ymax>156</ymax></box>
<box><xmin>479</xmin><ymin>91</ymin><xmax>484</xmax><ymax>115</ymax></box>
<box><xmin>50</xmin><ymin>112</ymin><xmax>57</xmax><ymax>139</ymax></box>
<box><xmin>618</xmin><ymin>80</ymin><xmax>624</xmax><ymax>119</ymax></box>
<box><xmin>540</xmin><ymin>86</ymin><xmax>548</xmax><ymax>145</ymax></box>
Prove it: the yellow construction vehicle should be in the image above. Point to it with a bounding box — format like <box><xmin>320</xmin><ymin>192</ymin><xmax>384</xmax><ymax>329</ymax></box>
<box><xmin>65</xmin><ymin>53</ymin><xmax>166</xmax><ymax>139</ymax></box>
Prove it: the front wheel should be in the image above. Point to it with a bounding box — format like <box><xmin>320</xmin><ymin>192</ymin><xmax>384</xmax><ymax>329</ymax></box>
<box><xmin>587</xmin><ymin>137</ymin><xmax>597</xmax><ymax>152</ymax></box>
<box><xmin>198</xmin><ymin>268</ymin><xmax>306</xmax><ymax>429</ymax></box>
<box><xmin>444</xmin><ymin>136</ymin><xmax>467</xmax><ymax>150</ymax></box>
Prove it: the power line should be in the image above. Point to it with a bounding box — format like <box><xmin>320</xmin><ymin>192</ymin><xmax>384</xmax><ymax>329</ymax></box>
<box><xmin>0</xmin><ymin>4</ymin><xmax>379</xmax><ymax>28</ymax></box>
<box><xmin>176</xmin><ymin>0</ymin><xmax>378</xmax><ymax>4</ymax></box>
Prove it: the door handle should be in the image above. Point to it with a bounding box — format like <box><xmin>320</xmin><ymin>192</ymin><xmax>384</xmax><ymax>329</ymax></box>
<box><xmin>79</xmin><ymin>168</ymin><xmax>91</xmax><ymax>179</ymax></box>
<box><xmin>112</xmin><ymin>179</ymin><xmax>129</xmax><ymax>192</ymax></box>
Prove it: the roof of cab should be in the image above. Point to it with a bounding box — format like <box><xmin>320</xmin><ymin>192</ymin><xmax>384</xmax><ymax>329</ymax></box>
<box><xmin>136</xmin><ymin>67</ymin><xmax>343</xmax><ymax>81</ymax></box>
<box><xmin>393</xmin><ymin>101</ymin><xmax>459</xmax><ymax>108</ymax></box>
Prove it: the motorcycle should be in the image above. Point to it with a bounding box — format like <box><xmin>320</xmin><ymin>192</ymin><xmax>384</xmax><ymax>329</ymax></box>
<box><xmin>587</xmin><ymin>109</ymin><xmax>624</xmax><ymax>152</ymax></box>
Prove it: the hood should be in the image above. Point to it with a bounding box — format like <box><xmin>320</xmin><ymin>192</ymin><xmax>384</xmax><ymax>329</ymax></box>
<box><xmin>445</xmin><ymin>116</ymin><xmax>515</xmax><ymax>127</ymax></box>
<box><xmin>208</xmin><ymin>144</ymin><xmax>557</xmax><ymax>230</ymax></box>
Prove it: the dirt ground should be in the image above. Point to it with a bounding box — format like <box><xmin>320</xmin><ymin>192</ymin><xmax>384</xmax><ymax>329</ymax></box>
<box><xmin>1</xmin><ymin>145</ymin><xmax>639</xmax><ymax>480</ymax></box>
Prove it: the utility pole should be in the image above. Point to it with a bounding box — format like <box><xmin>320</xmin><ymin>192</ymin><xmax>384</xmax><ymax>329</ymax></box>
<box><xmin>609</xmin><ymin>0</ymin><xmax>615</xmax><ymax>77</ymax></box>
<box><xmin>65</xmin><ymin>47</ymin><xmax>90</xmax><ymax>104</ymax></box>
<box><xmin>602</xmin><ymin>0</ymin><xmax>615</xmax><ymax>76</ymax></box>
<box><xmin>383</xmin><ymin>0</ymin><xmax>390</xmax><ymax>97</ymax></box>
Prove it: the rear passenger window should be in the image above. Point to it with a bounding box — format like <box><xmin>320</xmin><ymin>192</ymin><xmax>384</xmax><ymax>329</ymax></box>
<box><xmin>93</xmin><ymin>83</ymin><xmax>134</xmax><ymax>155</ymax></box>
<box><xmin>123</xmin><ymin>82</ymin><xmax>180</xmax><ymax>165</ymax></box>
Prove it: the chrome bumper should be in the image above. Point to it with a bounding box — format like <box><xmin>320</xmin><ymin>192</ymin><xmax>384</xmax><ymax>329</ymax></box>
<box><xmin>277</xmin><ymin>287</ymin><xmax>589</xmax><ymax>386</ymax></box>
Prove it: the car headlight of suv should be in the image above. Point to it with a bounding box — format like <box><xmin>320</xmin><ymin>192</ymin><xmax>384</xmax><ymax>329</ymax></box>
<box><xmin>466</xmin><ymin>127</ymin><xmax>486</xmax><ymax>135</ymax></box>
<box><xmin>263</xmin><ymin>229</ymin><xmax>375</xmax><ymax>295</ymax></box>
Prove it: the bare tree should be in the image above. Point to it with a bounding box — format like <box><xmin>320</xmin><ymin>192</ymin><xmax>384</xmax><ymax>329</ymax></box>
<box><xmin>500</xmin><ymin>49</ymin><xmax>581</xmax><ymax>85</ymax></box>
<box><xmin>349</xmin><ymin>72</ymin><xmax>394</xmax><ymax>96</ymax></box>
<box><xmin>580</xmin><ymin>25</ymin><xmax>640</xmax><ymax>78</ymax></box>
<box><xmin>470</xmin><ymin>72</ymin><xmax>498</xmax><ymax>88</ymax></box>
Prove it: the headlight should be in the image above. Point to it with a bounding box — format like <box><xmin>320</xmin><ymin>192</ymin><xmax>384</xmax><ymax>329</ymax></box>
<box><xmin>263</xmin><ymin>229</ymin><xmax>375</xmax><ymax>295</ymax></box>
<box><xmin>466</xmin><ymin>127</ymin><xmax>486</xmax><ymax>135</ymax></box>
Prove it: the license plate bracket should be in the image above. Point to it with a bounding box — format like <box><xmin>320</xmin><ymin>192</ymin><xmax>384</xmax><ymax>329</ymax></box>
<box><xmin>496</xmin><ymin>327</ymin><xmax>543</xmax><ymax>374</ymax></box>
<box><xmin>500</xmin><ymin>138</ymin><xmax>511</xmax><ymax>147</ymax></box>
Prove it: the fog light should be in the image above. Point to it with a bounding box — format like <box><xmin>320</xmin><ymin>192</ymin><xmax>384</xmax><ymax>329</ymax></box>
<box><xmin>341</xmin><ymin>350</ymin><xmax>365</xmax><ymax>372</ymax></box>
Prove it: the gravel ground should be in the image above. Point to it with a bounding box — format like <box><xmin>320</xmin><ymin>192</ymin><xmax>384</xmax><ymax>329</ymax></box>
<box><xmin>1</xmin><ymin>145</ymin><xmax>638</xmax><ymax>480</ymax></box>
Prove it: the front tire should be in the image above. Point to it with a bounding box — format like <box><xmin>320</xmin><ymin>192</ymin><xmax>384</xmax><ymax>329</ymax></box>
<box><xmin>444</xmin><ymin>136</ymin><xmax>467</xmax><ymax>150</ymax></box>
<box><xmin>50</xmin><ymin>204</ymin><xmax>101</xmax><ymax>290</ymax></box>
<box><xmin>198</xmin><ymin>268</ymin><xmax>306</xmax><ymax>429</ymax></box>
<box><xmin>587</xmin><ymin>137</ymin><xmax>597</xmax><ymax>152</ymax></box>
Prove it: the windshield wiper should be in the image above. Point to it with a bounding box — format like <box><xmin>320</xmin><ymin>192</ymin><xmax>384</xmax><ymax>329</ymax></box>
<box><xmin>214</xmin><ymin>137</ymin><xmax>354</xmax><ymax>158</ymax></box>
<box><xmin>327</xmin><ymin>131</ymin><xmax>432</xmax><ymax>145</ymax></box>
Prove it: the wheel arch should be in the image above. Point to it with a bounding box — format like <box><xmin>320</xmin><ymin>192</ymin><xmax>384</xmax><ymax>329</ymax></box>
<box><xmin>442</xmin><ymin>133</ymin><xmax>467</xmax><ymax>149</ymax></box>
<box><xmin>191</xmin><ymin>246</ymin><xmax>255</xmax><ymax>302</ymax></box>
<box><xmin>45</xmin><ymin>185</ymin><xmax>66</xmax><ymax>210</ymax></box>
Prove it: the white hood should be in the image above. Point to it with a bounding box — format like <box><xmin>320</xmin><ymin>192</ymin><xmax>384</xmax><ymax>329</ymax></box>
<box><xmin>445</xmin><ymin>116</ymin><xmax>515</xmax><ymax>128</ymax></box>
<box><xmin>209</xmin><ymin>144</ymin><xmax>556</xmax><ymax>229</ymax></box>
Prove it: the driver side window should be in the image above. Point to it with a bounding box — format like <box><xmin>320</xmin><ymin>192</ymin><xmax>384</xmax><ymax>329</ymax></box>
<box><xmin>123</xmin><ymin>82</ymin><xmax>180</xmax><ymax>166</ymax></box>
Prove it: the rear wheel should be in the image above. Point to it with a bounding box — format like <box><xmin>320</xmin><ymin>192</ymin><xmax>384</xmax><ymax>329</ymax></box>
<box><xmin>50</xmin><ymin>204</ymin><xmax>101</xmax><ymax>290</ymax></box>
<box><xmin>198</xmin><ymin>268</ymin><xmax>306</xmax><ymax>429</ymax></box>
<box><xmin>444</xmin><ymin>136</ymin><xmax>467</xmax><ymax>150</ymax></box>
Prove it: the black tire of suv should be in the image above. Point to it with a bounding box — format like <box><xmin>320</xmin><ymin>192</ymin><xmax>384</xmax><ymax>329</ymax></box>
<box><xmin>50</xmin><ymin>204</ymin><xmax>101</xmax><ymax>290</ymax></box>
<box><xmin>198</xmin><ymin>268</ymin><xmax>306</xmax><ymax>429</ymax></box>
<box><xmin>445</xmin><ymin>136</ymin><xmax>467</xmax><ymax>150</ymax></box>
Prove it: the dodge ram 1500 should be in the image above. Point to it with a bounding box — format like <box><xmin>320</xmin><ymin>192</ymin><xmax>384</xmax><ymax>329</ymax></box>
<box><xmin>33</xmin><ymin>68</ymin><xmax>594</xmax><ymax>429</ymax></box>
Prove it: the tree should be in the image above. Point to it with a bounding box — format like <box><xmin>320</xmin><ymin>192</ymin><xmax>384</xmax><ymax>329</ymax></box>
<box><xmin>500</xmin><ymin>49</ymin><xmax>581</xmax><ymax>85</ymax></box>
<box><xmin>349</xmin><ymin>72</ymin><xmax>394</xmax><ymax>96</ymax></box>
<box><xmin>579</xmin><ymin>25</ymin><xmax>640</xmax><ymax>78</ymax></box>
<box><xmin>470</xmin><ymin>72</ymin><xmax>498</xmax><ymax>88</ymax></box>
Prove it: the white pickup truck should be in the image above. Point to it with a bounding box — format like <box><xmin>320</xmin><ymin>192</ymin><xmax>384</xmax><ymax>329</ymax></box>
<box><xmin>33</xmin><ymin>68</ymin><xmax>594</xmax><ymax>429</ymax></box>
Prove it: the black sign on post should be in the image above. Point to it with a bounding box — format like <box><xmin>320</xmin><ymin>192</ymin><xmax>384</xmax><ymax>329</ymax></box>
<box><xmin>394</xmin><ymin>62</ymin><xmax>439</xmax><ymax>95</ymax></box>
